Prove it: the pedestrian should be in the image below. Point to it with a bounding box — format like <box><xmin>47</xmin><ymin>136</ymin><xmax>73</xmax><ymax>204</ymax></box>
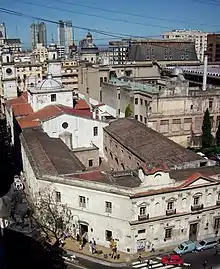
<box><xmin>146</xmin><ymin>259</ymin><xmax>150</xmax><ymax>268</ymax></box>
<box><xmin>149</xmin><ymin>259</ymin><xmax>153</xmax><ymax>268</ymax></box>
<box><xmin>203</xmin><ymin>260</ymin><xmax>208</xmax><ymax>269</ymax></box>
<box><xmin>209</xmin><ymin>266</ymin><xmax>213</xmax><ymax>269</ymax></box>
<box><xmin>138</xmin><ymin>252</ymin><xmax>142</xmax><ymax>262</ymax></box>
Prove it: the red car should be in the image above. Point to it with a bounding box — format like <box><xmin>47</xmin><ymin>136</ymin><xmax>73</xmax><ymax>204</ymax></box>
<box><xmin>161</xmin><ymin>254</ymin><xmax>184</xmax><ymax>266</ymax></box>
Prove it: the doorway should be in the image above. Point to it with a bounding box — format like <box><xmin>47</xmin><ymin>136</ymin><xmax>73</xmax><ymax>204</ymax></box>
<box><xmin>80</xmin><ymin>224</ymin><xmax>88</xmax><ymax>240</ymax></box>
<box><xmin>189</xmin><ymin>223</ymin><xmax>198</xmax><ymax>241</ymax></box>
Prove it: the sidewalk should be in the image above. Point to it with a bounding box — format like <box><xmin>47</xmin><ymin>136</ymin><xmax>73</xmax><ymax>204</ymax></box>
<box><xmin>62</xmin><ymin>238</ymin><xmax>175</xmax><ymax>267</ymax></box>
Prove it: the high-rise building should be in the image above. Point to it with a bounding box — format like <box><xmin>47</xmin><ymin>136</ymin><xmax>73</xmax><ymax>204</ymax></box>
<box><xmin>0</xmin><ymin>23</ymin><xmax>6</xmax><ymax>40</ymax></box>
<box><xmin>57</xmin><ymin>20</ymin><xmax>73</xmax><ymax>53</ymax></box>
<box><xmin>163</xmin><ymin>29</ymin><xmax>211</xmax><ymax>62</ymax></box>
<box><xmin>38</xmin><ymin>22</ymin><xmax>47</xmax><ymax>47</ymax></box>
<box><xmin>30</xmin><ymin>22</ymin><xmax>47</xmax><ymax>49</ymax></box>
<box><xmin>207</xmin><ymin>34</ymin><xmax>220</xmax><ymax>63</ymax></box>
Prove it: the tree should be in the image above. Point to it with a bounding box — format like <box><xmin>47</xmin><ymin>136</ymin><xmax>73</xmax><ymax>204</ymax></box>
<box><xmin>201</xmin><ymin>108</ymin><xmax>213</xmax><ymax>148</ymax></box>
<box><xmin>216</xmin><ymin>122</ymin><xmax>220</xmax><ymax>147</ymax></box>
<box><xmin>33</xmin><ymin>187</ymin><xmax>73</xmax><ymax>241</ymax></box>
<box><xmin>125</xmin><ymin>104</ymin><xmax>132</xmax><ymax>117</ymax></box>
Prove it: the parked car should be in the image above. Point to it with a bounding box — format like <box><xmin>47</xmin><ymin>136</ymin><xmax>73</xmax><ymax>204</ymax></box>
<box><xmin>62</xmin><ymin>253</ymin><xmax>77</xmax><ymax>262</ymax></box>
<box><xmin>196</xmin><ymin>238</ymin><xmax>218</xmax><ymax>251</ymax></box>
<box><xmin>161</xmin><ymin>254</ymin><xmax>184</xmax><ymax>266</ymax></box>
<box><xmin>174</xmin><ymin>240</ymin><xmax>196</xmax><ymax>255</ymax></box>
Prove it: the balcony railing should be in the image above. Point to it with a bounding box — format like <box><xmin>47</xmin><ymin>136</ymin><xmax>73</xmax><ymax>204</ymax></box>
<box><xmin>138</xmin><ymin>214</ymin><xmax>149</xmax><ymax>221</ymax></box>
<box><xmin>216</xmin><ymin>200</ymin><xmax>220</xmax><ymax>206</ymax></box>
<box><xmin>166</xmin><ymin>209</ymin><xmax>176</xmax><ymax>216</ymax></box>
<box><xmin>191</xmin><ymin>204</ymin><xmax>204</xmax><ymax>211</ymax></box>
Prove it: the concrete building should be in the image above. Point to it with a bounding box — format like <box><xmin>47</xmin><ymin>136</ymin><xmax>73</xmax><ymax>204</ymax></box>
<box><xmin>30</xmin><ymin>22</ymin><xmax>47</xmax><ymax>49</ymax></box>
<box><xmin>78</xmin><ymin>62</ymin><xmax>161</xmax><ymax>104</ymax></box>
<box><xmin>32</xmin><ymin>43</ymin><xmax>48</xmax><ymax>62</ymax></box>
<box><xmin>79</xmin><ymin>32</ymin><xmax>99</xmax><ymax>63</ymax></box>
<box><xmin>19</xmin><ymin>117</ymin><xmax>220</xmax><ymax>254</ymax></box>
<box><xmin>207</xmin><ymin>34</ymin><xmax>220</xmax><ymax>64</ymax></box>
<box><xmin>57</xmin><ymin>20</ymin><xmax>73</xmax><ymax>54</ymax></box>
<box><xmin>61</xmin><ymin>59</ymin><xmax>78</xmax><ymax>90</ymax></box>
<box><xmin>101</xmin><ymin>66</ymin><xmax>220</xmax><ymax>148</ymax></box>
<box><xmin>163</xmin><ymin>29</ymin><xmax>210</xmax><ymax>62</ymax></box>
<box><xmin>109</xmin><ymin>39</ymin><xmax>131</xmax><ymax>65</ymax></box>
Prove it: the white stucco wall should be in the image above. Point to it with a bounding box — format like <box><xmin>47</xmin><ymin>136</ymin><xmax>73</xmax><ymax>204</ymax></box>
<box><xmin>30</xmin><ymin>91</ymin><xmax>73</xmax><ymax>112</ymax></box>
<box><xmin>42</xmin><ymin>114</ymin><xmax>108</xmax><ymax>156</ymax></box>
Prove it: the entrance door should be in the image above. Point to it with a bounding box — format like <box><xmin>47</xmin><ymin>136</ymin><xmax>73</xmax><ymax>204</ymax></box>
<box><xmin>80</xmin><ymin>224</ymin><xmax>88</xmax><ymax>240</ymax></box>
<box><xmin>189</xmin><ymin>223</ymin><xmax>198</xmax><ymax>241</ymax></box>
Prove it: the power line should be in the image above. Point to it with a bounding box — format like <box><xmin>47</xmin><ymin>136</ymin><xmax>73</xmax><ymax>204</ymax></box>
<box><xmin>15</xmin><ymin>0</ymin><xmax>175</xmax><ymax>30</ymax></box>
<box><xmin>0</xmin><ymin>7</ymin><xmax>200</xmax><ymax>56</ymax></box>
<box><xmin>54</xmin><ymin>0</ymin><xmax>220</xmax><ymax>28</ymax></box>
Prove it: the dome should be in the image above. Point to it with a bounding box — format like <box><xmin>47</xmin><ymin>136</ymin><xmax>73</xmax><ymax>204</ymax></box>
<box><xmin>171</xmin><ymin>67</ymin><xmax>184</xmax><ymax>77</ymax></box>
<box><xmin>35</xmin><ymin>74</ymin><xmax>64</xmax><ymax>91</ymax></box>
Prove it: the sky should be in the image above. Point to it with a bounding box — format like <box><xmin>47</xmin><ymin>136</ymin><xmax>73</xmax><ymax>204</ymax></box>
<box><xmin>0</xmin><ymin>0</ymin><xmax>220</xmax><ymax>49</ymax></box>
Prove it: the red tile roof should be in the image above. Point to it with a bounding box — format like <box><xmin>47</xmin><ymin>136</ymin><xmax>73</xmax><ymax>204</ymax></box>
<box><xmin>6</xmin><ymin>92</ymin><xmax>33</xmax><ymax>117</ymax></box>
<box><xmin>18</xmin><ymin>104</ymin><xmax>92</xmax><ymax>129</ymax></box>
<box><xmin>75</xmin><ymin>99</ymin><xmax>90</xmax><ymax>110</ymax></box>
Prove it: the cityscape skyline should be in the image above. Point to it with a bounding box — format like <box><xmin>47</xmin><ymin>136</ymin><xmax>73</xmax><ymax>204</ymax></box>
<box><xmin>0</xmin><ymin>0</ymin><xmax>220</xmax><ymax>48</ymax></box>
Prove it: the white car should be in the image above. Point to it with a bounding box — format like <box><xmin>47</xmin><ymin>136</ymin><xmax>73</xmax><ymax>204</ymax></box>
<box><xmin>62</xmin><ymin>253</ymin><xmax>77</xmax><ymax>262</ymax></box>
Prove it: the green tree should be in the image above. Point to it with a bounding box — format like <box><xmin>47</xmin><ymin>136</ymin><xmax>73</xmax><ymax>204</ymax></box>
<box><xmin>201</xmin><ymin>108</ymin><xmax>213</xmax><ymax>148</ymax></box>
<box><xmin>125</xmin><ymin>104</ymin><xmax>132</xmax><ymax>117</ymax></box>
<box><xmin>216</xmin><ymin>122</ymin><xmax>220</xmax><ymax>147</ymax></box>
<box><xmin>33</xmin><ymin>187</ymin><xmax>74</xmax><ymax>241</ymax></box>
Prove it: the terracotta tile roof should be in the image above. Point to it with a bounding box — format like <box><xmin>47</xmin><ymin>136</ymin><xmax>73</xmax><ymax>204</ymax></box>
<box><xmin>104</xmin><ymin>118</ymin><xmax>202</xmax><ymax>168</ymax></box>
<box><xmin>74</xmin><ymin>99</ymin><xmax>90</xmax><ymax>110</ymax></box>
<box><xmin>18</xmin><ymin>104</ymin><xmax>92</xmax><ymax>129</ymax></box>
<box><xmin>6</xmin><ymin>92</ymin><xmax>33</xmax><ymax>117</ymax></box>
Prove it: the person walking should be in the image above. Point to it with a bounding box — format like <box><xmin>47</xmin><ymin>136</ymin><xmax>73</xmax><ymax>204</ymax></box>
<box><xmin>203</xmin><ymin>260</ymin><xmax>208</xmax><ymax>269</ymax></box>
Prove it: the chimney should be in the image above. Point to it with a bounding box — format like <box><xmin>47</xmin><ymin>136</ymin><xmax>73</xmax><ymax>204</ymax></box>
<box><xmin>202</xmin><ymin>51</ymin><xmax>208</xmax><ymax>91</ymax></box>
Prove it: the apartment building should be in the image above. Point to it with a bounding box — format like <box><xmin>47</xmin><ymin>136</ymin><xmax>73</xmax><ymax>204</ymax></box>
<box><xmin>163</xmin><ymin>29</ymin><xmax>210</xmax><ymax>62</ymax></box>
<box><xmin>61</xmin><ymin>59</ymin><xmax>78</xmax><ymax>90</ymax></box>
<box><xmin>207</xmin><ymin>34</ymin><xmax>220</xmax><ymax>64</ymax></box>
<box><xmin>101</xmin><ymin>67</ymin><xmax>220</xmax><ymax>148</ymax></box>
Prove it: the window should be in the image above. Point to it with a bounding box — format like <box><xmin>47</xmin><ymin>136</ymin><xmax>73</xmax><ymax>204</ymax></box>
<box><xmin>135</xmin><ymin>115</ymin><xmax>138</xmax><ymax>120</ymax></box>
<box><xmin>55</xmin><ymin>191</ymin><xmax>61</xmax><ymax>202</ymax></box>
<box><xmin>140</xmin><ymin>99</ymin><xmax>143</xmax><ymax>105</ymax></box>
<box><xmin>79</xmin><ymin>196</ymin><xmax>86</xmax><ymax>207</ymax></box>
<box><xmin>209</xmin><ymin>100</ymin><xmax>213</xmax><ymax>110</ymax></box>
<box><xmin>144</xmin><ymin>117</ymin><xmax>147</xmax><ymax>124</ymax></box>
<box><xmin>194</xmin><ymin>196</ymin><xmax>200</xmax><ymax>205</ymax></box>
<box><xmin>91</xmin><ymin>57</ymin><xmax>93</xmax><ymax>62</ymax></box>
<box><xmin>105</xmin><ymin>230</ymin><xmax>112</xmax><ymax>241</ymax></box>
<box><xmin>104</xmin><ymin>77</ymin><xmax>107</xmax><ymax>82</ymax></box>
<box><xmin>118</xmin><ymin>109</ymin><xmax>120</xmax><ymax>115</ymax></box>
<box><xmin>214</xmin><ymin>218</ymin><xmax>220</xmax><ymax>230</ymax></box>
<box><xmin>100</xmin><ymin>77</ymin><xmax>103</xmax><ymax>86</ymax></box>
<box><xmin>62</xmin><ymin>122</ymin><xmax>68</xmax><ymax>129</ymax></box>
<box><xmin>191</xmin><ymin>104</ymin><xmax>193</xmax><ymax>110</ymax></box>
<box><xmin>93</xmin><ymin>126</ymin><xmax>98</xmax><ymax>136</ymax></box>
<box><xmin>138</xmin><ymin>229</ymin><xmax>146</xmax><ymax>234</ymax></box>
<box><xmin>105</xmin><ymin>201</ymin><xmax>112</xmax><ymax>213</ymax></box>
<box><xmin>139</xmin><ymin>206</ymin><xmax>146</xmax><ymax>216</ymax></box>
<box><xmin>115</xmin><ymin>157</ymin><xmax>119</xmax><ymax>164</ymax></box>
<box><xmin>140</xmin><ymin>115</ymin><xmax>143</xmax><ymax>122</ymax></box>
<box><xmin>135</xmin><ymin>98</ymin><xmax>138</xmax><ymax>105</ymax></box>
<box><xmin>118</xmin><ymin>93</ymin><xmax>120</xmax><ymax>99</ymax></box>
<box><xmin>218</xmin><ymin>192</ymin><xmax>220</xmax><ymax>201</ymax></box>
<box><xmin>165</xmin><ymin>228</ymin><xmax>172</xmax><ymax>239</ymax></box>
<box><xmin>51</xmin><ymin>94</ymin><xmax>56</xmax><ymax>102</ymax></box>
<box><xmin>167</xmin><ymin>201</ymin><xmax>173</xmax><ymax>210</ymax></box>
<box><xmin>145</xmin><ymin>100</ymin><xmax>148</xmax><ymax>107</ymax></box>
<box><xmin>88</xmin><ymin>159</ymin><xmax>93</xmax><ymax>167</ymax></box>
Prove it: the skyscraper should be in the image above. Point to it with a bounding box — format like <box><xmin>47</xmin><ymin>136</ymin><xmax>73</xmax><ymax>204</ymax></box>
<box><xmin>38</xmin><ymin>22</ymin><xmax>47</xmax><ymax>47</ymax></box>
<box><xmin>30</xmin><ymin>22</ymin><xmax>47</xmax><ymax>49</ymax></box>
<box><xmin>0</xmin><ymin>23</ymin><xmax>6</xmax><ymax>40</ymax></box>
<box><xmin>57</xmin><ymin>20</ymin><xmax>73</xmax><ymax>53</ymax></box>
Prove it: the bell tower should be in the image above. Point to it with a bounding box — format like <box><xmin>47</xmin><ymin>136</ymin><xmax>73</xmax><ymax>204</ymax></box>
<box><xmin>1</xmin><ymin>47</ymin><xmax>17</xmax><ymax>99</ymax></box>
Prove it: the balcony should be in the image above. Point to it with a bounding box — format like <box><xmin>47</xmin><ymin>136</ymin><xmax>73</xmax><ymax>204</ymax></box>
<box><xmin>191</xmin><ymin>204</ymin><xmax>204</xmax><ymax>211</ymax></box>
<box><xmin>216</xmin><ymin>200</ymin><xmax>220</xmax><ymax>206</ymax></box>
<box><xmin>138</xmin><ymin>214</ymin><xmax>149</xmax><ymax>221</ymax></box>
<box><xmin>166</xmin><ymin>209</ymin><xmax>176</xmax><ymax>216</ymax></box>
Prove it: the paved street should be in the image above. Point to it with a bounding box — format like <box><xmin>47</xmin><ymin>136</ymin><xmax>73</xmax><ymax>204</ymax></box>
<box><xmin>130</xmin><ymin>248</ymin><xmax>220</xmax><ymax>269</ymax></box>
